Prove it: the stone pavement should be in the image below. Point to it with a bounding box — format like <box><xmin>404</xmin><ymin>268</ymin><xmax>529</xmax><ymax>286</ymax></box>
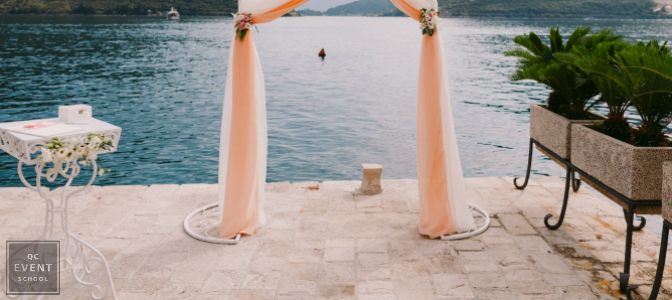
<box><xmin>0</xmin><ymin>177</ymin><xmax>671</xmax><ymax>299</ymax></box>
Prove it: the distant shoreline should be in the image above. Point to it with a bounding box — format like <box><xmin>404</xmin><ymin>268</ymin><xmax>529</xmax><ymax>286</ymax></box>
<box><xmin>1</xmin><ymin>13</ymin><xmax>671</xmax><ymax>19</ymax></box>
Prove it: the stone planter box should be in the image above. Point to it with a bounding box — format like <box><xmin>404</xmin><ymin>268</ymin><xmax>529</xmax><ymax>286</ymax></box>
<box><xmin>530</xmin><ymin>104</ymin><xmax>603</xmax><ymax>162</ymax></box>
<box><xmin>663</xmin><ymin>162</ymin><xmax>672</xmax><ymax>221</ymax></box>
<box><xmin>572</xmin><ymin>125</ymin><xmax>672</xmax><ymax>211</ymax></box>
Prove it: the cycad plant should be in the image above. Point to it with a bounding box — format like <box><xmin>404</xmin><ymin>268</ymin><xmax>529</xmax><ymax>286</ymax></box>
<box><xmin>618</xmin><ymin>41</ymin><xmax>672</xmax><ymax>146</ymax></box>
<box><xmin>557</xmin><ymin>40</ymin><xmax>672</xmax><ymax>146</ymax></box>
<box><xmin>505</xmin><ymin>27</ymin><xmax>622</xmax><ymax>119</ymax></box>
<box><xmin>555</xmin><ymin>40</ymin><xmax>633</xmax><ymax>140</ymax></box>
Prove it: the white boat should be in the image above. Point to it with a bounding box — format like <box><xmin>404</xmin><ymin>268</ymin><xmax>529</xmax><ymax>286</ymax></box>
<box><xmin>167</xmin><ymin>7</ymin><xmax>180</xmax><ymax>20</ymax></box>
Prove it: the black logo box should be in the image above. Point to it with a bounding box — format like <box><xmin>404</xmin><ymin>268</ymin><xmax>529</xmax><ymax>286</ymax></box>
<box><xmin>6</xmin><ymin>241</ymin><xmax>60</xmax><ymax>296</ymax></box>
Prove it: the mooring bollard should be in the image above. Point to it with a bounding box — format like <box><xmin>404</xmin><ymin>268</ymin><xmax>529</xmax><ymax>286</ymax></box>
<box><xmin>361</xmin><ymin>163</ymin><xmax>383</xmax><ymax>195</ymax></box>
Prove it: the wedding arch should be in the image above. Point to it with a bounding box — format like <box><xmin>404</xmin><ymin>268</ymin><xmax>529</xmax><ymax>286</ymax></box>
<box><xmin>183</xmin><ymin>0</ymin><xmax>490</xmax><ymax>244</ymax></box>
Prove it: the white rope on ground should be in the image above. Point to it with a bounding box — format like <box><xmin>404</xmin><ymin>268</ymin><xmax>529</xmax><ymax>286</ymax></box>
<box><xmin>441</xmin><ymin>203</ymin><xmax>490</xmax><ymax>241</ymax></box>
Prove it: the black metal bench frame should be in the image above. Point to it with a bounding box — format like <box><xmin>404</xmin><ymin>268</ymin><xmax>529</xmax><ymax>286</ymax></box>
<box><xmin>514</xmin><ymin>138</ymin><xmax>660</xmax><ymax>294</ymax></box>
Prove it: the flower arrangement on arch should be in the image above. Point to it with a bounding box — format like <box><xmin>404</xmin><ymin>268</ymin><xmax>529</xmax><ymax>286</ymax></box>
<box><xmin>233</xmin><ymin>13</ymin><xmax>253</xmax><ymax>41</ymax></box>
<box><xmin>38</xmin><ymin>133</ymin><xmax>115</xmax><ymax>176</ymax></box>
<box><xmin>420</xmin><ymin>8</ymin><xmax>441</xmax><ymax>36</ymax></box>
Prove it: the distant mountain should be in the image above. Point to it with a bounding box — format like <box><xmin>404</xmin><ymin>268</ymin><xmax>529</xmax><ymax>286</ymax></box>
<box><xmin>297</xmin><ymin>9</ymin><xmax>325</xmax><ymax>16</ymax></box>
<box><xmin>323</xmin><ymin>0</ymin><xmax>400</xmax><ymax>16</ymax></box>
<box><xmin>297</xmin><ymin>0</ymin><xmax>359</xmax><ymax>12</ymax></box>
<box><xmin>438</xmin><ymin>0</ymin><xmax>670</xmax><ymax>18</ymax></box>
<box><xmin>0</xmin><ymin>0</ymin><xmax>237</xmax><ymax>15</ymax></box>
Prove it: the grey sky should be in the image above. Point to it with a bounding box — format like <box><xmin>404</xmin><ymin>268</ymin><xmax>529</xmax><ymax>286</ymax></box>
<box><xmin>298</xmin><ymin>0</ymin><xmax>359</xmax><ymax>12</ymax></box>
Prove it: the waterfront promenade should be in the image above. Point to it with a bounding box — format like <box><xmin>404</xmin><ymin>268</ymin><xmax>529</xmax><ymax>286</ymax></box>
<box><xmin>0</xmin><ymin>177</ymin><xmax>669</xmax><ymax>299</ymax></box>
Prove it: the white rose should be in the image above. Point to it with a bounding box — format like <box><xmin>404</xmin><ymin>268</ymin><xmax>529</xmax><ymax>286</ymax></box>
<box><xmin>75</xmin><ymin>147</ymin><xmax>87</xmax><ymax>157</ymax></box>
<box><xmin>87</xmin><ymin>151</ymin><xmax>97</xmax><ymax>161</ymax></box>
<box><xmin>245</xmin><ymin>22</ymin><xmax>251</xmax><ymax>29</ymax></box>
<box><xmin>98</xmin><ymin>168</ymin><xmax>105</xmax><ymax>176</ymax></box>
<box><xmin>39</xmin><ymin>147</ymin><xmax>52</xmax><ymax>163</ymax></box>
<box><xmin>55</xmin><ymin>148</ymin><xmax>70</xmax><ymax>158</ymax></box>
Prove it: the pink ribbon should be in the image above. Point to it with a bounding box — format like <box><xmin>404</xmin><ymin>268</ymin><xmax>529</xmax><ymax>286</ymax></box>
<box><xmin>23</xmin><ymin>121</ymin><xmax>49</xmax><ymax>129</ymax></box>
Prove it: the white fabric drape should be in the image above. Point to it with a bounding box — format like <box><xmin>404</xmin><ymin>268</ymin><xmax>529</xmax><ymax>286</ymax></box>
<box><xmin>438</xmin><ymin>40</ymin><xmax>475</xmax><ymax>233</ymax></box>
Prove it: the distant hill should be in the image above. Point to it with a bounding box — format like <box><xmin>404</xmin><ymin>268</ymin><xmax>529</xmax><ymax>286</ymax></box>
<box><xmin>0</xmin><ymin>0</ymin><xmax>237</xmax><ymax>15</ymax></box>
<box><xmin>323</xmin><ymin>0</ymin><xmax>400</xmax><ymax>16</ymax></box>
<box><xmin>297</xmin><ymin>9</ymin><xmax>324</xmax><ymax>16</ymax></box>
<box><xmin>1</xmin><ymin>0</ymin><xmax>669</xmax><ymax>18</ymax></box>
<box><xmin>297</xmin><ymin>0</ymin><xmax>358</xmax><ymax>12</ymax></box>
<box><xmin>438</xmin><ymin>0</ymin><xmax>669</xmax><ymax>18</ymax></box>
<box><xmin>301</xmin><ymin>0</ymin><xmax>668</xmax><ymax>18</ymax></box>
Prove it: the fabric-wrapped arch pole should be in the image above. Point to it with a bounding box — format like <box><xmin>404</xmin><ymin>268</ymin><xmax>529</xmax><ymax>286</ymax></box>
<box><xmin>218</xmin><ymin>0</ymin><xmax>309</xmax><ymax>239</ymax></box>
<box><xmin>390</xmin><ymin>0</ymin><xmax>477</xmax><ymax>238</ymax></box>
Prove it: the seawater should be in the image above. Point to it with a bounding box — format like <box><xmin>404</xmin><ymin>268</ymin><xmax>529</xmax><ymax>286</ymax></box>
<box><xmin>1</xmin><ymin>16</ymin><xmax>671</xmax><ymax>188</ymax></box>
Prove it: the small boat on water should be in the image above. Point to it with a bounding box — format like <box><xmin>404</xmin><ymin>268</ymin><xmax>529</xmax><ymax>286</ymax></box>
<box><xmin>167</xmin><ymin>7</ymin><xmax>180</xmax><ymax>20</ymax></box>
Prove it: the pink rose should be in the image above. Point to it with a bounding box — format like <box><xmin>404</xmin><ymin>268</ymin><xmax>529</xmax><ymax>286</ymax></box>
<box><xmin>238</xmin><ymin>21</ymin><xmax>247</xmax><ymax>30</ymax></box>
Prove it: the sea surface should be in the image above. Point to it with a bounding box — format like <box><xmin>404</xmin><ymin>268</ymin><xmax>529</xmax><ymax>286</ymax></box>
<box><xmin>1</xmin><ymin>16</ymin><xmax>671</xmax><ymax>187</ymax></box>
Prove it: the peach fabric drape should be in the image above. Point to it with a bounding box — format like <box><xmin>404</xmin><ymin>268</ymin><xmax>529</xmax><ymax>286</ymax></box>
<box><xmin>390</xmin><ymin>0</ymin><xmax>476</xmax><ymax>238</ymax></box>
<box><xmin>219</xmin><ymin>0</ymin><xmax>309</xmax><ymax>239</ymax></box>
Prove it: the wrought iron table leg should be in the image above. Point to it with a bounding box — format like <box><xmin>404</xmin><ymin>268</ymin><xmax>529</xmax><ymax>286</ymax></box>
<box><xmin>544</xmin><ymin>167</ymin><xmax>572</xmax><ymax>230</ymax></box>
<box><xmin>571</xmin><ymin>171</ymin><xmax>581</xmax><ymax>192</ymax></box>
<box><xmin>514</xmin><ymin>138</ymin><xmax>534</xmax><ymax>190</ymax></box>
<box><xmin>623</xmin><ymin>208</ymin><xmax>646</xmax><ymax>231</ymax></box>
<box><xmin>627</xmin><ymin>220</ymin><xmax>669</xmax><ymax>300</ymax></box>
<box><xmin>621</xmin><ymin>206</ymin><xmax>636</xmax><ymax>294</ymax></box>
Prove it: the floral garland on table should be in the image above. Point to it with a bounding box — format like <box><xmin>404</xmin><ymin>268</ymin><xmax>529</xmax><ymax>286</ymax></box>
<box><xmin>420</xmin><ymin>8</ymin><xmax>441</xmax><ymax>36</ymax></box>
<box><xmin>233</xmin><ymin>13</ymin><xmax>254</xmax><ymax>41</ymax></box>
<box><xmin>38</xmin><ymin>133</ymin><xmax>115</xmax><ymax>177</ymax></box>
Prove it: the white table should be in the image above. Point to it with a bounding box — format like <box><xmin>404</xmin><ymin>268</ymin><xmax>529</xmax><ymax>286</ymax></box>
<box><xmin>0</xmin><ymin>118</ymin><xmax>121</xmax><ymax>299</ymax></box>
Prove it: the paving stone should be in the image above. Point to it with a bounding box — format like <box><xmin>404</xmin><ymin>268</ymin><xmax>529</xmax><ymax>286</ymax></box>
<box><xmin>510</xmin><ymin>280</ymin><xmax>552</xmax><ymax>295</ymax></box>
<box><xmin>358</xmin><ymin>253</ymin><xmax>390</xmax><ymax>268</ymax></box>
<box><xmin>324</xmin><ymin>247</ymin><xmax>355</xmax><ymax>262</ymax></box>
<box><xmin>473</xmin><ymin>287</ymin><xmax>518</xmax><ymax>299</ymax></box>
<box><xmin>451</xmin><ymin>239</ymin><xmax>485</xmax><ymax>251</ymax></box>
<box><xmin>542</xmin><ymin>273</ymin><xmax>585</xmax><ymax>287</ymax></box>
<box><xmin>237</xmin><ymin>290</ymin><xmax>275</xmax><ymax>300</ymax></box>
<box><xmin>433</xmin><ymin>273</ymin><xmax>475</xmax><ymax>298</ymax></box>
<box><xmin>398</xmin><ymin>291</ymin><xmax>435</xmax><ymax>300</ymax></box>
<box><xmin>202</xmin><ymin>271</ymin><xmax>245</xmax><ymax>292</ymax></box>
<box><xmin>469</xmin><ymin>273</ymin><xmax>508</xmax><ymax>289</ymax></box>
<box><xmin>503</xmin><ymin>265</ymin><xmax>539</xmax><ymax>282</ymax></box>
<box><xmin>464</xmin><ymin>260</ymin><xmax>500</xmax><ymax>273</ymax></box>
<box><xmin>529</xmin><ymin>253</ymin><xmax>572</xmax><ymax>274</ymax></box>
<box><xmin>319</xmin><ymin>285</ymin><xmax>355</xmax><ymax>298</ymax></box>
<box><xmin>357</xmin><ymin>239</ymin><xmax>387</xmax><ymax>253</ymax></box>
<box><xmin>358</xmin><ymin>295</ymin><xmax>395</xmax><ymax>300</ymax></box>
<box><xmin>499</xmin><ymin>213</ymin><xmax>538</xmax><ymax>235</ymax></box>
<box><xmin>590</xmin><ymin>250</ymin><xmax>624</xmax><ymax>263</ymax></box>
<box><xmin>391</xmin><ymin>262</ymin><xmax>433</xmax><ymax>290</ymax></box>
<box><xmin>278</xmin><ymin>279</ymin><xmax>317</xmax><ymax>295</ymax></box>
<box><xmin>514</xmin><ymin>235</ymin><xmax>554</xmax><ymax>254</ymax></box>
<box><xmin>326</xmin><ymin>238</ymin><xmax>355</xmax><ymax>248</ymax></box>
<box><xmin>539</xmin><ymin>228</ymin><xmax>578</xmax><ymax>245</ymax></box>
<box><xmin>426</xmin><ymin>254</ymin><xmax>463</xmax><ymax>274</ymax></box>
<box><xmin>357</xmin><ymin>280</ymin><xmax>394</xmax><ymax>294</ymax></box>
<box><xmin>241</xmin><ymin>273</ymin><xmax>281</xmax><ymax>290</ymax></box>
